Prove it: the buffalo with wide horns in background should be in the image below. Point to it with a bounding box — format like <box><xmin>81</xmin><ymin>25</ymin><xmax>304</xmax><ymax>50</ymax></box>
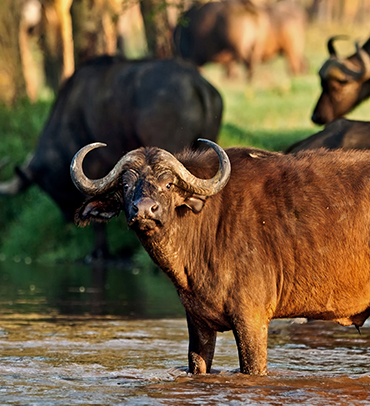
<box><xmin>72</xmin><ymin>139</ymin><xmax>370</xmax><ymax>375</ymax></box>
<box><xmin>173</xmin><ymin>0</ymin><xmax>307</xmax><ymax>80</ymax></box>
<box><xmin>312</xmin><ymin>36</ymin><xmax>370</xmax><ymax>125</ymax></box>
<box><xmin>0</xmin><ymin>56</ymin><xmax>223</xmax><ymax>259</ymax></box>
<box><xmin>285</xmin><ymin>118</ymin><xmax>370</xmax><ymax>153</ymax></box>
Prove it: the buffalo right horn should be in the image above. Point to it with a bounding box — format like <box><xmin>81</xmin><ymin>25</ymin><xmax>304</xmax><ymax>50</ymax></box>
<box><xmin>71</xmin><ymin>140</ymin><xmax>231</xmax><ymax>197</ymax></box>
<box><xmin>355</xmin><ymin>43</ymin><xmax>370</xmax><ymax>79</ymax></box>
<box><xmin>70</xmin><ymin>142</ymin><xmax>141</xmax><ymax>196</ymax></box>
<box><xmin>157</xmin><ymin>138</ymin><xmax>231</xmax><ymax>196</ymax></box>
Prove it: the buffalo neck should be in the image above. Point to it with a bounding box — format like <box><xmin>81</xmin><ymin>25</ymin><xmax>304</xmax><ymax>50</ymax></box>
<box><xmin>137</xmin><ymin>198</ymin><xmax>222</xmax><ymax>293</ymax></box>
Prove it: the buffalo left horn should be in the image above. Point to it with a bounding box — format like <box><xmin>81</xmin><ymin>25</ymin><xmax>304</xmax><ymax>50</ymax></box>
<box><xmin>70</xmin><ymin>139</ymin><xmax>231</xmax><ymax>197</ymax></box>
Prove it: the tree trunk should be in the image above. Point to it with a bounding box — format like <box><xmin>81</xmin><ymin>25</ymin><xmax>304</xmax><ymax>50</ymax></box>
<box><xmin>140</xmin><ymin>0</ymin><xmax>173</xmax><ymax>58</ymax></box>
<box><xmin>309</xmin><ymin>0</ymin><xmax>370</xmax><ymax>23</ymax></box>
<box><xmin>39</xmin><ymin>0</ymin><xmax>74</xmax><ymax>94</ymax></box>
<box><xmin>71</xmin><ymin>0</ymin><xmax>121</xmax><ymax>67</ymax></box>
<box><xmin>0</xmin><ymin>0</ymin><xmax>28</xmax><ymax>105</ymax></box>
<box><xmin>19</xmin><ymin>0</ymin><xmax>43</xmax><ymax>102</ymax></box>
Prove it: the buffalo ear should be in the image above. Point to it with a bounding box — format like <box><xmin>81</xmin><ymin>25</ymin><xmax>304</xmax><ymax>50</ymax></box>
<box><xmin>75</xmin><ymin>195</ymin><xmax>121</xmax><ymax>226</ymax></box>
<box><xmin>183</xmin><ymin>195</ymin><xmax>207</xmax><ymax>213</ymax></box>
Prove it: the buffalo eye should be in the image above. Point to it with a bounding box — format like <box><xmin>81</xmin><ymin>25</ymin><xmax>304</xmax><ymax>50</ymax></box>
<box><xmin>122</xmin><ymin>169</ymin><xmax>138</xmax><ymax>192</ymax></box>
<box><xmin>156</xmin><ymin>170</ymin><xmax>174</xmax><ymax>190</ymax></box>
<box><xmin>336</xmin><ymin>79</ymin><xmax>349</xmax><ymax>85</ymax></box>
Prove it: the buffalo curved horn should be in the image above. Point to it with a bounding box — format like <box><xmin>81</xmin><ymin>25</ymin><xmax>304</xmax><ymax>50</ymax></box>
<box><xmin>327</xmin><ymin>35</ymin><xmax>348</xmax><ymax>57</ymax></box>
<box><xmin>319</xmin><ymin>58</ymin><xmax>367</xmax><ymax>80</ymax></box>
<box><xmin>70</xmin><ymin>139</ymin><xmax>231</xmax><ymax>197</ymax></box>
<box><xmin>70</xmin><ymin>142</ymin><xmax>138</xmax><ymax>195</ymax></box>
<box><xmin>355</xmin><ymin>42</ymin><xmax>370</xmax><ymax>79</ymax></box>
<box><xmin>321</xmin><ymin>37</ymin><xmax>370</xmax><ymax>80</ymax></box>
<box><xmin>0</xmin><ymin>154</ymin><xmax>34</xmax><ymax>196</ymax></box>
<box><xmin>158</xmin><ymin>138</ymin><xmax>231</xmax><ymax>196</ymax></box>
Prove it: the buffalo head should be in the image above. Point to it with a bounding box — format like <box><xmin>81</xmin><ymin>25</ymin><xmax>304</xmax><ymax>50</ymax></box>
<box><xmin>70</xmin><ymin>139</ymin><xmax>231</xmax><ymax>238</ymax></box>
<box><xmin>312</xmin><ymin>36</ymin><xmax>370</xmax><ymax>125</ymax></box>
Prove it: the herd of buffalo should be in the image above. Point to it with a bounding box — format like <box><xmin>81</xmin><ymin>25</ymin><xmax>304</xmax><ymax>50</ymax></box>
<box><xmin>3</xmin><ymin>0</ymin><xmax>370</xmax><ymax>376</ymax></box>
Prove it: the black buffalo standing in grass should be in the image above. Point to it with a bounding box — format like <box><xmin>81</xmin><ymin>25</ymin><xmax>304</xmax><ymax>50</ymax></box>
<box><xmin>0</xmin><ymin>56</ymin><xmax>223</xmax><ymax>258</ymax></box>
<box><xmin>285</xmin><ymin>118</ymin><xmax>370</xmax><ymax>153</ymax></box>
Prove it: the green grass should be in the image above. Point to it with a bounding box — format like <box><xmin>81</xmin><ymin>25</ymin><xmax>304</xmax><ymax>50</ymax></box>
<box><xmin>1</xmin><ymin>22</ymin><xmax>369</xmax><ymax>263</ymax></box>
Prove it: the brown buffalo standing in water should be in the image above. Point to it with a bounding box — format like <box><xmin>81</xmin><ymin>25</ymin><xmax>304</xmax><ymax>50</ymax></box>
<box><xmin>173</xmin><ymin>0</ymin><xmax>307</xmax><ymax>80</ymax></box>
<box><xmin>312</xmin><ymin>36</ymin><xmax>370</xmax><ymax>125</ymax></box>
<box><xmin>71</xmin><ymin>139</ymin><xmax>370</xmax><ymax>375</ymax></box>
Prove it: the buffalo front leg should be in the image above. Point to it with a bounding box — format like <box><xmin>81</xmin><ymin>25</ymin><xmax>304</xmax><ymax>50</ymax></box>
<box><xmin>186</xmin><ymin>312</ymin><xmax>217</xmax><ymax>374</ymax></box>
<box><xmin>232</xmin><ymin>316</ymin><xmax>269</xmax><ymax>375</ymax></box>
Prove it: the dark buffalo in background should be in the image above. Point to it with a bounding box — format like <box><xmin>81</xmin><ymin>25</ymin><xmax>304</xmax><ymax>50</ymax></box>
<box><xmin>71</xmin><ymin>139</ymin><xmax>370</xmax><ymax>375</ymax></box>
<box><xmin>285</xmin><ymin>118</ymin><xmax>370</xmax><ymax>153</ymax></box>
<box><xmin>312</xmin><ymin>36</ymin><xmax>370</xmax><ymax>125</ymax></box>
<box><xmin>0</xmin><ymin>56</ymin><xmax>223</xmax><ymax>258</ymax></box>
<box><xmin>173</xmin><ymin>0</ymin><xmax>307</xmax><ymax>80</ymax></box>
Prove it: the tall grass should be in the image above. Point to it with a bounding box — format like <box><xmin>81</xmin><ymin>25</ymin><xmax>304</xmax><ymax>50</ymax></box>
<box><xmin>0</xmin><ymin>22</ymin><xmax>369</xmax><ymax>263</ymax></box>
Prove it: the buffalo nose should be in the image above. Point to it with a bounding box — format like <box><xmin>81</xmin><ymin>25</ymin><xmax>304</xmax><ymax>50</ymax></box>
<box><xmin>311</xmin><ymin>112</ymin><xmax>323</xmax><ymax>125</ymax></box>
<box><xmin>311</xmin><ymin>110</ymin><xmax>329</xmax><ymax>125</ymax></box>
<box><xmin>133</xmin><ymin>197</ymin><xmax>158</xmax><ymax>217</ymax></box>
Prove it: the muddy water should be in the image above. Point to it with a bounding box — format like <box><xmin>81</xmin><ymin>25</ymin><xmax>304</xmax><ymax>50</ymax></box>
<box><xmin>0</xmin><ymin>261</ymin><xmax>369</xmax><ymax>405</ymax></box>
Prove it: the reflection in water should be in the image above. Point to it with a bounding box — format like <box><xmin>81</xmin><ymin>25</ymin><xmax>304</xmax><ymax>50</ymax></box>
<box><xmin>0</xmin><ymin>261</ymin><xmax>369</xmax><ymax>405</ymax></box>
<box><xmin>0</xmin><ymin>260</ymin><xmax>184</xmax><ymax>317</ymax></box>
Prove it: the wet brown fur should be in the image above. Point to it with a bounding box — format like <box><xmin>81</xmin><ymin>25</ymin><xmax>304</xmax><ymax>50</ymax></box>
<box><xmin>76</xmin><ymin>146</ymin><xmax>370</xmax><ymax>375</ymax></box>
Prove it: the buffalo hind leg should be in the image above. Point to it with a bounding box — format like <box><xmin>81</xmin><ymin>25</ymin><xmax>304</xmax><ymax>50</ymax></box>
<box><xmin>186</xmin><ymin>312</ymin><xmax>217</xmax><ymax>374</ymax></box>
<box><xmin>232</xmin><ymin>316</ymin><xmax>269</xmax><ymax>375</ymax></box>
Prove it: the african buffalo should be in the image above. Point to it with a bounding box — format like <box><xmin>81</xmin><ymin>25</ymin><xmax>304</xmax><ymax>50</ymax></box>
<box><xmin>173</xmin><ymin>0</ymin><xmax>307</xmax><ymax>80</ymax></box>
<box><xmin>285</xmin><ymin>118</ymin><xmax>370</xmax><ymax>153</ymax></box>
<box><xmin>312</xmin><ymin>36</ymin><xmax>370</xmax><ymax>124</ymax></box>
<box><xmin>71</xmin><ymin>139</ymin><xmax>370</xmax><ymax>375</ymax></box>
<box><xmin>0</xmin><ymin>56</ymin><xmax>223</xmax><ymax>258</ymax></box>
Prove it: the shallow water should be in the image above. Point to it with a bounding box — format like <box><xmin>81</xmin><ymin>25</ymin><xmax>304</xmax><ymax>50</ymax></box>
<box><xmin>0</xmin><ymin>261</ymin><xmax>369</xmax><ymax>405</ymax></box>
